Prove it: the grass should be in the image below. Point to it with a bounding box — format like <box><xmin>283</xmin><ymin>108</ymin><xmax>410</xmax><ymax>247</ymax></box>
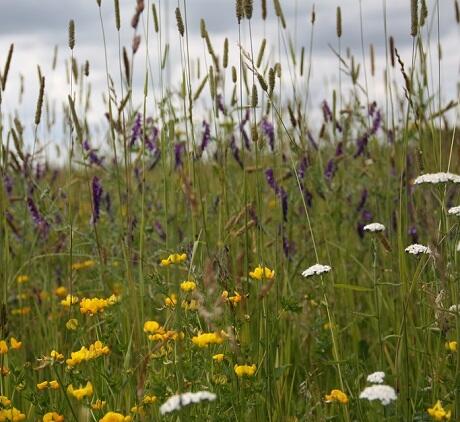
<box><xmin>0</xmin><ymin>0</ymin><xmax>460</xmax><ymax>420</ymax></box>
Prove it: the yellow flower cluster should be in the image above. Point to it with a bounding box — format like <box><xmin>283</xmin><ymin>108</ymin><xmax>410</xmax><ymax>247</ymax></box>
<box><xmin>160</xmin><ymin>253</ymin><xmax>187</xmax><ymax>267</ymax></box>
<box><xmin>80</xmin><ymin>295</ymin><xmax>118</xmax><ymax>315</ymax></box>
<box><xmin>91</xmin><ymin>399</ymin><xmax>106</xmax><ymax>410</ymax></box>
<box><xmin>16</xmin><ymin>275</ymin><xmax>29</xmax><ymax>284</ymax></box>
<box><xmin>143</xmin><ymin>320</ymin><xmax>183</xmax><ymax>342</ymax></box>
<box><xmin>43</xmin><ymin>412</ymin><xmax>64</xmax><ymax>422</ymax></box>
<box><xmin>192</xmin><ymin>332</ymin><xmax>225</xmax><ymax>348</ymax></box>
<box><xmin>164</xmin><ymin>294</ymin><xmax>177</xmax><ymax>308</ymax></box>
<box><xmin>428</xmin><ymin>401</ymin><xmax>451</xmax><ymax>421</ymax></box>
<box><xmin>180</xmin><ymin>280</ymin><xmax>196</xmax><ymax>292</ymax></box>
<box><xmin>221</xmin><ymin>290</ymin><xmax>242</xmax><ymax>305</ymax></box>
<box><xmin>0</xmin><ymin>338</ymin><xmax>22</xmax><ymax>354</ymax></box>
<box><xmin>212</xmin><ymin>353</ymin><xmax>225</xmax><ymax>362</ymax></box>
<box><xmin>37</xmin><ymin>380</ymin><xmax>60</xmax><ymax>391</ymax></box>
<box><xmin>0</xmin><ymin>407</ymin><xmax>26</xmax><ymax>421</ymax></box>
<box><xmin>445</xmin><ymin>341</ymin><xmax>457</xmax><ymax>352</ymax></box>
<box><xmin>67</xmin><ymin>381</ymin><xmax>93</xmax><ymax>400</ymax></box>
<box><xmin>60</xmin><ymin>295</ymin><xmax>79</xmax><ymax>308</ymax></box>
<box><xmin>249</xmin><ymin>266</ymin><xmax>275</xmax><ymax>280</ymax></box>
<box><xmin>234</xmin><ymin>364</ymin><xmax>257</xmax><ymax>377</ymax></box>
<box><xmin>66</xmin><ymin>341</ymin><xmax>110</xmax><ymax>367</ymax></box>
<box><xmin>54</xmin><ymin>286</ymin><xmax>68</xmax><ymax>298</ymax></box>
<box><xmin>50</xmin><ymin>350</ymin><xmax>64</xmax><ymax>362</ymax></box>
<box><xmin>324</xmin><ymin>389</ymin><xmax>349</xmax><ymax>404</ymax></box>
<box><xmin>71</xmin><ymin>259</ymin><xmax>96</xmax><ymax>270</ymax></box>
<box><xmin>99</xmin><ymin>412</ymin><xmax>131</xmax><ymax>422</ymax></box>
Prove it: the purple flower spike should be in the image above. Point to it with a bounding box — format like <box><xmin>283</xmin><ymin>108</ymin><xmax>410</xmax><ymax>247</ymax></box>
<box><xmin>130</xmin><ymin>113</ymin><xmax>142</xmax><ymax>147</ymax></box>
<box><xmin>27</xmin><ymin>197</ymin><xmax>50</xmax><ymax>237</ymax></box>
<box><xmin>91</xmin><ymin>176</ymin><xmax>103</xmax><ymax>224</ymax></box>
<box><xmin>174</xmin><ymin>143</ymin><xmax>185</xmax><ymax>169</ymax></box>
<box><xmin>260</xmin><ymin>117</ymin><xmax>275</xmax><ymax>151</ymax></box>
<box><xmin>200</xmin><ymin>120</ymin><xmax>211</xmax><ymax>154</ymax></box>
<box><xmin>229</xmin><ymin>136</ymin><xmax>243</xmax><ymax>169</ymax></box>
<box><xmin>324</xmin><ymin>159</ymin><xmax>336</xmax><ymax>180</ymax></box>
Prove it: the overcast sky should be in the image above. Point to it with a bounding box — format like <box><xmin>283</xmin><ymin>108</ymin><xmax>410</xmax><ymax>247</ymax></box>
<box><xmin>0</xmin><ymin>0</ymin><xmax>458</xmax><ymax>150</ymax></box>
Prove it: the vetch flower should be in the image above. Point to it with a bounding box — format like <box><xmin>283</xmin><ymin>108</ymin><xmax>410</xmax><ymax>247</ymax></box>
<box><xmin>366</xmin><ymin>371</ymin><xmax>385</xmax><ymax>384</ymax></box>
<box><xmin>301</xmin><ymin>264</ymin><xmax>331</xmax><ymax>278</ymax></box>
<box><xmin>413</xmin><ymin>172</ymin><xmax>460</xmax><ymax>185</ymax></box>
<box><xmin>363</xmin><ymin>223</ymin><xmax>385</xmax><ymax>233</ymax></box>
<box><xmin>324</xmin><ymin>389</ymin><xmax>348</xmax><ymax>404</ymax></box>
<box><xmin>427</xmin><ymin>400</ymin><xmax>451</xmax><ymax>421</ymax></box>
<box><xmin>405</xmin><ymin>244</ymin><xmax>431</xmax><ymax>255</ymax></box>
<box><xmin>359</xmin><ymin>384</ymin><xmax>397</xmax><ymax>405</ymax></box>
<box><xmin>234</xmin><ymin>364</ymin><xmax>257</xmax><ymax>377</ymax></box>
<box><xmin>159</xmin><ymin>391</ymin><xmax>216</xmax><ymax>415</ymax></box>
<box><xmin>249</xmin><ymin>266</ymin><xmax>275</xmax><ymax>280</ymax></box>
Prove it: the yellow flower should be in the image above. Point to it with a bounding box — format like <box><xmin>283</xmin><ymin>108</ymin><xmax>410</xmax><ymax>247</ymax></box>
<box><xmin>446</xmin><ymin>341</ymin><xmax>457</xmax><ymax>352</ymax></box>
<box><xmin>16</xmin><ymin>275</ymin><xmax>29</xmax><ymax>284</ymax></box>
<box><xmin>99</xmin><ymin>411</ymin><xmax>132</xmax><ymax>422</ymax></box>
<box><xmin>49</xmin><ymin>380</ymin><xmax>60</xmax><ymax>390</ymax></box>
<box><xmin>249</xmin><ymin>266</ymin><xmax>275</xmax><ymax>280</ymax></box>
<box><xmin>91</xmin><ymin>399</ymin><xmax>106</xmax><ymax>410</ymax></box>
<box><xmin>0</xmin><ymin>340</ymin><xmax>8</xmax><ymax>354</ymax></box>
<box><xmin>164</xmin><ymin>294</ymin><xmax>177</xmax><ymax>308</ymax></box>
<box><xmin>325</xmin><ymin>389</ymin><xmax>348</xmax><ymax>404</ymax></box>
<box><xmin>54</xmin><ymin>286</ymin><xmax>68</xmax><ymax>298</ymax></box>
<box><xmin>192</xmin><ymin>332</ymin><xmax>225</xmax><ymax>348</ymax></box>
<box><xmin>0</xmin><ymin>407</ymin><xmax>26</xmax><ymax>421</ymax></box>
<box><xmin>65</xmin><ymin>319</ymin><xmax>79</xmax><ymax>331</ymax></box>
<box><xmin>234</xmin><ymin>364</ymin><xmax>257</xmax><ymax>377</ymax></box>
<box><xmin>66</xmin><ymin>341</ymin><xmax>110</xmax><ymax>367</ymax></box>
<box><xmin>229</xmin><ymin>292</ymin><xmax>242</xmax><ymax>305</ymax></box>
<box><xmin>37</xmin><ymin>381</ymin><xmax>50</xmax><ymax>390</ymax></box>
<box><xmin>0</xmin><ymin>396</ymin><xmax>11</xmax><ymax>407</ymax></box>
<box><xmin>180</xmin><ymin>280</ymin><xmax>196</xmax><ymax>292</ymax></box>
<box><xmin>61</xmin><ymin>295</ymin><xmax>79</xmax><ymax>308</ymax></box>
<box><xmin>80</xmin><ymin>297</ymin><xmax>114</xmax><ymax>315</ymax></box>
<box><xmin>159</xmin><ymin>253</ymin><xmax>187</xmax><ymax>267</ymax></box>
<box><xmin>130</xmin><ymin>405</ymin><xmax>144</xmax><ymax>415</ymax></box>
<box><xmin>143</xmin><ymin>321</ymin><xmax>161</xmax><ymax>333</ymax></box>
<box><xmin>428</xmin><ymin>400</ymin><xmax>451</xmax><ymax>421</ymax></box>
<box><xmin>181</xmin><ymin>299</ymin><xmax>199</xmax><ymax>311</ymax></box>
<box><xmin>10</xmin><ymin>337</ymin><xmax>22</xmax><ymax>350</ymax></box>
<box><xmin>142</xmin><ymin>395</ymin><xmax>157</xmax><ymax>404</ymax></box>
<box><xmin>43</xmin><ymin>412</ymin><xmax>64</xmax><ymax>422</ymax></box>
<box><xmin>67</xmin><ymin>381</ymin><xmax>93</xmax><ymax>400</ymax></box>
<box><xmin>212</xmin><ymin>354</ymin><xmax>225</xmax><ymax>362</ymax></box>
<box><xmin>71</xmin><ymin>260</ymin><xmax>95</xmax><ymax>271</ymax></box>
<box><xmin>50</xmin><ymin>350</ymin><xmax>64</xmax><ymax>361</ymax></box>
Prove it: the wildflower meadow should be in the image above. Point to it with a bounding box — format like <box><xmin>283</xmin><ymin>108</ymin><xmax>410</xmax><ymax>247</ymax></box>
<box><xmin>1</xmin><ymin>0</ymin><xmax>460</xmax><ymax>420</ymax></box>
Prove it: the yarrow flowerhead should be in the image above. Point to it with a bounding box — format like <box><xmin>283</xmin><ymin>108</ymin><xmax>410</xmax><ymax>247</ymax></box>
<box><xmin>159</xmin><ymin>391</ymin><xmax>217</xmax><ymax>415</ymax></box>
<box><xmin>405</xmin><ymin>244</ymin><xmax>431</xmax><ymax>255</ymax></box>
<box><xmin>301</xmin><ymin>264</ymin><xmax>331</xmax><ymax>278</ymax></box>
<box><xmin>448</xmin><ymin>206</ymin><xmax>460</xmax><ymax>216</ymax></box>
<box><xmin>249</xmin><ymin>266</ymin><xmax>275</xmax><ymax>280</ymax></box>
<box><xmin>234</xmin><ymin>364</ymin><xmax>257</xmax><ymax>377</ymax></box>
<box><xmin>363</xmin><ymin>223</ymin><xmax>385</xmax><ymax>233</ymax></box>
<box><xmin>427</xmin><ymin>400</ymin><xmax>451</xmax><ymax>421</ymax></box>
<box><xmin>413</xmin><ymin>172</ymin><xmax>460</xmax><ymax>185</ymax></box>
<box><xmin>324</xmin><ymin>389</ymin><xmax>348</xmax><ymax>404</ymax></box>
<box><xmin>359</xmin><ymin>384</ymin><xmax>397</xmax><ymax>405</ymax></box>
<box><xmin>366</xmin><ymin>371</ymin><xmax>385</xmax><ymax>384</ymax></box>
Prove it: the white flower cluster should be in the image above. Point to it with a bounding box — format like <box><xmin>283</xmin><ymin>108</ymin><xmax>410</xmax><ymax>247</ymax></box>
<box><xmin>363</xmin><ymin>223</ymin><xmax>386</xmax><ymax>233</ymax></box>
<box><xmin>405</xmin><ymin>244</ymin><xmax>431</xmax><ymax>255</ymax></box>
<box><xmin>160</xmin><ymin>391</ymin><xmax>217</xmax><ymax>415</ymax></box>
<box><xmin>448</xmin><ymin>304</ymin><xmax>460</xmax><ymax>313</ymax></box>
<box><xmin>448</xmin><ymin>206</ymin><xmax>460</xmax><ymax>216</ymax></box>
<box><xmin>301</xmin><ymin>264</ymin><xmax>331</xmax><ymax>278</ymax></box>
<box><xmin>360</xmin><ymin>372</ymin><xmax>396</xmax><ymax>406</ymax></box>
<box><xmin>359</xmin><ymin>385</ymin><xmax>397</xmax><ymax>405</ymax></box>
<box><xmin>366</xmin><ymin>371</ymin><xmax>385</xmax><ymax>384</ymax></box>
<box><xmin>413</xmin><ymin>172</ymin><xmax>460</xmax><ymax>185</ymax></box>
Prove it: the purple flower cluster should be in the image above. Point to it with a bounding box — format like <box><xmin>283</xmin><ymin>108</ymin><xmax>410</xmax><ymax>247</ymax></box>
<box><xmin>91</xmin><ymin>176</ymin><xmax>103</xmax><ymax>224</ymax></box>
<box><xmin>27</xmin><ymin>197</ymin><xmax>50</xmax><ymax>237</ymax></box>
<box><xmin>354</xmin><ymin>102</ymin><xmax>382</xmax><ymax>157</ymax></box>
<box><xmin>130</xmin><ymin>113</ymin><xmax>143</xmax><ymax>147</ymax></box>
<box><xmin>229</xmin><ymin>136</ymin><xmax>243</xmax><ymax>169</ymax></box>
<box><xmin>260</xmin><ymin>117</ymin><xmax>275</xmax><ymax>151</ymax></box>
<box><xmin>200</xmin><ymin>120</ymin><xmax>211</xmax><ymax>154</ymax></box>
<box><xmin>265</xmin><ymin>168</ymin><xmax>288</xmax><ymax>221</ymax></box>
<box><xmin>83</xmin><ymin>140</ymin><xmax>104</xmax><ymax>166</ymax></box>
<box><xmin>175</xmin><ymin>143</ymin><xmax>185</xmax><ymax>169</ymax></box>
<box><xmin>239</xmin><ymin>110</ymin><xmax>251</xmax><ymax>151</ymax></box>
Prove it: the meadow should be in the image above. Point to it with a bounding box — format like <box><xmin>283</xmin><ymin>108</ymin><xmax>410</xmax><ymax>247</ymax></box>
<box><xmin>1</xmin><ymin>0</ymin><xmax>460</xmax><ymax>420</ymax></box>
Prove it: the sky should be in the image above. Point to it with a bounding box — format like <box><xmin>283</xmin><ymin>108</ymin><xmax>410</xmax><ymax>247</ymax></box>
<box><xmin>0</xmin><ymin>0</ymin><xmax>458</xmax><ymax>152</ymax></box>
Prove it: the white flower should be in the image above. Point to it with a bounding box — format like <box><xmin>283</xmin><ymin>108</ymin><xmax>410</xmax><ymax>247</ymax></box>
<box><xmin>363</xmin><ymin>223</ymin><xmax>385</xmax><ymax>233</ymax></box>
<box><xmin>366</xmin><ymin>371</ymin><xmax>385</xmax><ymax>384</ymax></box>
<box><xmin>160</xmin><ymin>391</ymin><xmax>217</xmax><ymax>415</ymax></box>
<box><xmin>448</xmin><ymin>206</ymin><xmax>460</xmax><ymax>216</ymax></box>
<box><xmin>301</xmin><ymin>264</ymin><xmax>331</xmax><ymax>278</ymax></box>
<box><xmin>359</xmin><ymin>385</ymin><xmax>397</xmax><ymax>405</ymax></box>
<box><xmin>405</xmin><ymin>244</ymin><xmax>431</xmax><ymax>255</ymax></box>
<box><xmin>449</xmin><ymin>304</ymin><xmax>460</xmax><ymax>313</ymax></box>
<box><xmin>413</xmin><ymin>172</ymin><xmax>460</xmax><ymax>185</ymax></box>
